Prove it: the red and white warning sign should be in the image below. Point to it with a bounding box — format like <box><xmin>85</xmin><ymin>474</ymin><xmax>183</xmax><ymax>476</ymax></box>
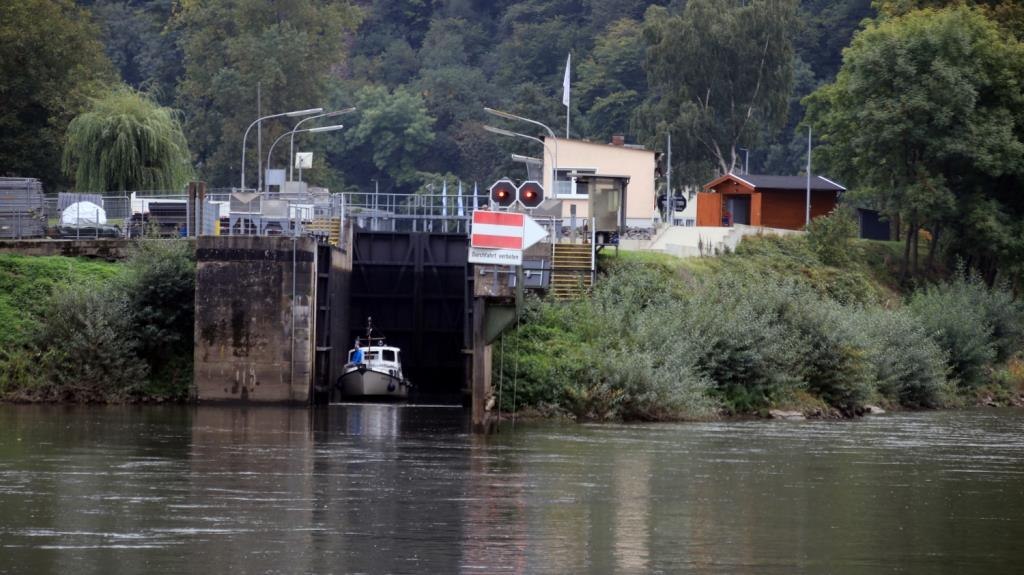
<box><xmin>471</xmin><ymin>211</ymin><xmax>526</xmax><ymax>250</ymax></box>
<box><xmin>469</xmin><ymin>210</ymin><xmax>548</xmax><ymax>265</ymax></box>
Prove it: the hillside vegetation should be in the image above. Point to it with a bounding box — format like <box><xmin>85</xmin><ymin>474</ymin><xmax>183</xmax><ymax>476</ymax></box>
<box><xmin>494</xmin><ymin>229</ymin><xmax>1024</xmax><ymax>421</ymax></box>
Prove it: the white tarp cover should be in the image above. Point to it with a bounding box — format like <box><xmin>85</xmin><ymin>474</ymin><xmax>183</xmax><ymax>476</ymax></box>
<box><xmin>61</xmin><ymin>201</ymin><xmax>107</xmax><ymax>226</ymax></box>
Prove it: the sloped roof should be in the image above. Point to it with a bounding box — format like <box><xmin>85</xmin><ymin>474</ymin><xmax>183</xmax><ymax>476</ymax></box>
<box><xmin>708</xmin><ymin>173</ymin><xmax>846</xmax><ymax>192</ymax></box>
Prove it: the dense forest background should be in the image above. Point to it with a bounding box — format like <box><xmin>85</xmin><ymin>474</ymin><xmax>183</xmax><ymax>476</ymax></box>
<box><xmin>8</xmin><ymin>0</ymin><xmax>872</xmax><ymax>193</ymax></box>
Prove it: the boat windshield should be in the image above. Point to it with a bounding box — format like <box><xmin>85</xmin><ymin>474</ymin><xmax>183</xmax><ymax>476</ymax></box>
<box><xmin>382</xmin><ymin>349</ymin><xmax>396</xmax><ymax>362</ymax></box>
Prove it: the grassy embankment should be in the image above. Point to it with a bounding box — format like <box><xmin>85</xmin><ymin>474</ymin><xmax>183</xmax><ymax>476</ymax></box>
<box><xmin>0</xmin><ymin>240</ymin><xmax>195</xmax><ymax>402</ymax></box>
<box><xmin>494</xmin><ymin>226</ymin><xmax>1024</xmax><ymax>421</ymax></box>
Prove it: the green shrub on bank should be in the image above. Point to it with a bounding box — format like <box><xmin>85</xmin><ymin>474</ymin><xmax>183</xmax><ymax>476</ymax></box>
<box><xmin>494</xmin><ymin>261</ymin><xmax>716</xmax><ymax>420</ymax></box>
<box><xmin>124</xmin><ymin>240</ymin><xmax>196</xmax><ymax>391</ymax></box>
<box><xmin>672</xmin><ymin>277</ymin><xmax>803</xmax><ymax>413</ymax></box>
<box><xmin>852</xmin><ymin>309</ymin><xmax>951</xmax><ymax>408</ymax></box>
<box><xmin>907</xmin><ymin>272</ymin><xmax>999</xmax><ymax>390</ymax></box>
<box><xmin>497</xmin><ymin>250</ymin><xmax>1019</xmax><ymax>420</ymax></box>
<box><xmin>0</xmin><ymin>240</ymin><xmax>195</xmax><ymax>402</ymax></box>
<box><xmin>36</xmin><ymin>285</ymin><xmax>149</xmax><ymax>401</ymax></box>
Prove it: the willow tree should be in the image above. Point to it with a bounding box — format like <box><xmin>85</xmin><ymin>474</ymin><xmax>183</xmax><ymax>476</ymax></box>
<box><xmin>63</xmin><ymin>88</ymin><xmax>193</xmax><ymax>192</ymax></box>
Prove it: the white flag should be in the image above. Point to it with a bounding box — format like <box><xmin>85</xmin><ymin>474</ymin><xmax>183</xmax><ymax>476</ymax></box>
<box><xmin>457</xmin><ymin>180</ymin><xmax>465</xmax><ymax>217</ymax></box>
<box><xmin>562</xmin><ymin>53</ymin><xmax>571</xmax><ymax>107</ymax></box>
<box><xmin>441</xmin><ymin>179</ymin><xmax>448</xmax><ymax>217</ymax></box>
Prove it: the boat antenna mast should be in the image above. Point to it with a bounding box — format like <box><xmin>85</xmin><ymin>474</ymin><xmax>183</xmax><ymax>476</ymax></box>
<box><xmin>367</xmin><ymin>316</ymin><xmax>373</xmax><ymax>355</ymax></box>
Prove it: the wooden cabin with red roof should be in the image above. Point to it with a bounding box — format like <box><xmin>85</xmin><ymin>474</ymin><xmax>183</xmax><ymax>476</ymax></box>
<box><xmin>696</xmin><ymin>173</ymin><xmax>846</xmax><ymax>230</ymax></box>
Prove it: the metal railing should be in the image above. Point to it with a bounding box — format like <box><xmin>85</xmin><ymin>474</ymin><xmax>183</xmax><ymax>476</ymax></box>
<box><xmin>1</xmin><ymin>182</ymin><xmax>576</xmax><ymax>248</ymax></box>
<box><xmin>338</xmin><ymin>191</ymin><xmax>486</xmax><ymax>235</ymax></box>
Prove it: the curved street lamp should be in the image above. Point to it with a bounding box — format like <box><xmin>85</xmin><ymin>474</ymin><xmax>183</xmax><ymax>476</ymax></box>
<box><xmin>484</xmin><ymin>107</ymin><xmax>559</xmax><ymax>193</ymax></box>
<box><xmin>266</xmin><ymin>124</ymin><xmax>345</xmax><ymax>180</ymax></box>
<box><xmin>483</xmin><ymin>124</ymin><xmax>556</xmax><ymax>189</ymax></box>
<box><xmin>240</xmin><ymin>107</ymin><xmax>323</xmax><ymax>191</ymax></box>
<box><xmin>289</xmin><ymin>107</ymin><xmax>357</xmax><ymax>180</ymax></box>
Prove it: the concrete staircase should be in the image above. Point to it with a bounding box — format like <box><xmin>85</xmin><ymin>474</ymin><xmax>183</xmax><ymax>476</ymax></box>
<box><xmin>550</xmin><ymin>243</ymin><xmax>593</xmax><ymax>299</ymax></box>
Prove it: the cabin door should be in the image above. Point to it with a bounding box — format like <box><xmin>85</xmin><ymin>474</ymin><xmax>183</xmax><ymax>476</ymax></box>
<box><xmin>725</xmin><ymin>196</ymin><xmax>751</xmax><ymax>226</ymax></box>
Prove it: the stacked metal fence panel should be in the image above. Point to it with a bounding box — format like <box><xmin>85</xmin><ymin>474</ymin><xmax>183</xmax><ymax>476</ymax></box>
<box><xmin>0</xmin><ymin>178</ymin><xmax>46</xmax><ymax>239</ymax></box>
<box><xmin>148</xmin><ymin>201</ymin><xmax>188</xmax><ymax>236</ymax></box>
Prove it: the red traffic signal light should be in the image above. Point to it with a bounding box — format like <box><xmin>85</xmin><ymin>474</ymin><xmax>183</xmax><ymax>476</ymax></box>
<box><xmin>518</xmin><ymin>181</ymin><xmax>544</xmax><ymax>208</ymax></box>
<box><xmin>489</xmin><ymin>179</ymin><xmax>517</xmax><ymax>208</ymax></box>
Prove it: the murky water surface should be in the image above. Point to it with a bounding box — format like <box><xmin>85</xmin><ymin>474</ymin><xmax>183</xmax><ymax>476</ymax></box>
<box><xmin>1</xmin><ymin>405</ymin><xmax>1022</xmax><ymax>574</ymax></box>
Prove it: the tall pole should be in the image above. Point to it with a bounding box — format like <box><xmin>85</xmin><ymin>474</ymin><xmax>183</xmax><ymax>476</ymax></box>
<box><xmin>806</xmin><ymin>125</ymin><xmax>812</xmax><ymax>227</ymax></box>
<box><xmin>666</xmin><ymin>133</ymin><xmax>672</xmax><ymax>224</ymax></box>
<box><xmin>257</xmin><ymin>82</ymin><xmax>262</xmax><ymax>192</ymax></box>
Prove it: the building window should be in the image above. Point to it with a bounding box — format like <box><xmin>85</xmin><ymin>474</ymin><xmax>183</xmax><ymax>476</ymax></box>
<box><xmin>555</xmin><ymin>168</ymin><xmax>596</xmax><ymax>198</ymax></box>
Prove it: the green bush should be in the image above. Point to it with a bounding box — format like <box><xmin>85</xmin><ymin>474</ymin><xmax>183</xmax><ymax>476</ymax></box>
<box><xmin>907</xmin><ymin>274</ymin><xmax>997</xmax><ymax>389</ymax></box>
<box><xmin>495</xmin><ymin>256</ymin><xmax>1009</xmax><ymax>419</ymax></box>
<box><xmin>0</xmin><ymin>255</ymin><xmax>122</xmax><ymax>348</ymax></box>
<box><xmin>675</xmin><ymin>279</ymin><xmax>803</xmax><ymax>413</ymax></box>
<box><xmin>0</xmin><ymin>241</ymin><xmax>196</xmax><ymax>403</ymax></box>
<box><xmin>973</xmin><ymin>278</ymin><xmax>1024</xmax><ymax>364</ymax></box>
<box><xmin>0</xmin><ymin>346</ymin><xmax>46</xmax><ymax>398</ymax></box>
<box><xmin>807</xmin><ymin>206</ymin><xmax>858</xmax><ymax>267</ymax></box>
<box><xmin>781</xmin><ymin>296</ymin><xmax>873</xmax><ymax>415</ymax></box>
<box><xmin>123</xmin><ymin>239</ymin><xmax>196</xmax><ymax>394</ymax></box>
<box><xmin>494</xmin><ymin>265</ymin><xmax>716</xmax><ymax>421</ymax></box>
<box><xmin>853</xmin><ymin>308</ymin><xmax>951</xmax><ymax>408</ymax></box>
<box><xmin>35</xmin><ymin>285</ymin><xmax>148</xmax><ymax>401</ymax></box>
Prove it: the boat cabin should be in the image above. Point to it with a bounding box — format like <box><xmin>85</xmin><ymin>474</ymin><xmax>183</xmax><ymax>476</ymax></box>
<box><xmin>348</xmin><ymin>346</ymin><xmax>401</xmax><ymax>366</ymax></box>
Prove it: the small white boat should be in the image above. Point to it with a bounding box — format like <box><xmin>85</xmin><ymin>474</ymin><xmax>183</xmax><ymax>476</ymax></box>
<box><xmin>338</xmin><ymin>318</ymin><xmax>410</xmax><ymax>399</ymax></box>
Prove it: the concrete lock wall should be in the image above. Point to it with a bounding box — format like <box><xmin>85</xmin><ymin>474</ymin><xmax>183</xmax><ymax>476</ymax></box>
<box><xmin>0</xmin><ymin>238</ymin><xmax>140</xmax><ymax>260</ymax></box>
<box><xmin>194</xmin><ymin>235</ymin><xmax>321</xmax><ymax>403</ymax></box>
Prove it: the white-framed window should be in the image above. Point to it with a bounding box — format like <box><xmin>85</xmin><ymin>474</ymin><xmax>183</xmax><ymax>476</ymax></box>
<box><xmin>554</xmin><ymin>168</ymin><xmax>597</xmax><ymax>198</ymax></box>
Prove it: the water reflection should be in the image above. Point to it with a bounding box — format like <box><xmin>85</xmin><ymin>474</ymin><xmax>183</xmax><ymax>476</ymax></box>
<box><xmin>1</xmin><ymin>405</ymin><xmax>1023</xmax><ymax>574</ymax></box>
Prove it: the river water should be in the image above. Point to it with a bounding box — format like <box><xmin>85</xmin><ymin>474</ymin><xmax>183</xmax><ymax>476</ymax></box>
<box><xmin>0</xmin><ymin>405</ymin><xmax>1022</xmax><ymax>574</ymax></box>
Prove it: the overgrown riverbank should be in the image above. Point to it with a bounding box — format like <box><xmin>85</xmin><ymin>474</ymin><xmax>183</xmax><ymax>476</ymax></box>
<box><xmin>494</xmin><ymin>230</ymin><xmax>1024</xmax><ymax>421</ymax></box>
<box><xmin>0</xmin><ymin>241</ymin><xmax>195</xmax><ymax>402</ymax></box>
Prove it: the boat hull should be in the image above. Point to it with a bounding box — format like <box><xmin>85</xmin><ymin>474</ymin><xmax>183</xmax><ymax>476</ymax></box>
<box><xmin>338</xmin><ymin>368</ymin><xmax>408</xmax><ymax>399</ymax></box>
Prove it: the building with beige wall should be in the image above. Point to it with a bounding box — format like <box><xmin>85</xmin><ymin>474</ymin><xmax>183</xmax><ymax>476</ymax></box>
<box><xmin>540</xmin><ymin>136</ymin><xmax>657</xmax><ymax>228</ymax></box>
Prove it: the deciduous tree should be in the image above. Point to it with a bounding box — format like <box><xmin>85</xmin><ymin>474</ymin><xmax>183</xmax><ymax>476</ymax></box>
<box><xmin>0</xmin><ymin>0</ymin><xmax>115</xmax><ymax>188</ymax></box>
<box><xmin>805</xmin><ymin>7</ymin><xmax>1024</xmax><ymax>281</ymax></box>
<box><xmin>173</xmin><ymin>0</ymin><xmax>361</xmax><ymax>186</ymax></box>
<box><xmin>637</xmin><ymin>0</ymin><xmax>798</xmax><ymax>184</ymax></box>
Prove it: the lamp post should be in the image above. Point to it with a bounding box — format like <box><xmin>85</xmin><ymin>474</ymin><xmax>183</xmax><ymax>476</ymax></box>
<box><xmin>240</xmin><ymin>107</ymin><xmax>323</xmax><ymax>192</ymax></box>
<box><xmin>289</xmin><ymin>107</ymin><xmax>356</xmax><ymax>181</ymax></box>
<box><xmin>266</xmin><ymin>124</ymin><xmax>345</xmax><ymax>180</ymax></box>
<box><xmin>483</xmin><ymin>125</ymin><xmax>556</xmax><ymax>189</ymax></box>
<box><xmin>484</xmin><ymin>107</ymin><xmax>559</xmax><ymax>195</ymax></box>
